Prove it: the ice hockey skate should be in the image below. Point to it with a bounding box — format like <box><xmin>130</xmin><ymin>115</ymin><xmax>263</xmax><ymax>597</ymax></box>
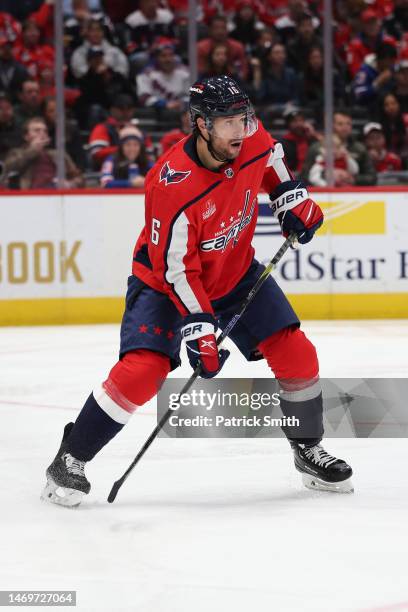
<box><xmin>41</xmin><ymin>423</ymin><xmax>91</xmax><ymax>508</ymax></box>
<box><xmin>291</xmin><ymin>442</ymin><xmax>354</xmax><ymax>493</ymax></box>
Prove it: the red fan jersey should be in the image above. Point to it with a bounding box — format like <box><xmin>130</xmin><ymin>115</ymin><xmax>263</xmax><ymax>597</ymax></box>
<box><xmin>132</xmin><ymin>121</ymin><xmax>292</xmax><ymax>317</ymax></box>
<box><xmin>375</xmin><ymin>151</ymin><xmax>402</xmax><ymax>172</ymax></box>
<box><xmin>13</xmin><ymin>43</ymin><xmax>54</xmax><ymax>80</ymax></box>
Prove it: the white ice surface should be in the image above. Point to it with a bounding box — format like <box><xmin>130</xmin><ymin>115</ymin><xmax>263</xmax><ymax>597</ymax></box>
<box><xmin>1</xmin><ymin>321</ymin><xmax>408</xmax><ymax>612</ymax></box>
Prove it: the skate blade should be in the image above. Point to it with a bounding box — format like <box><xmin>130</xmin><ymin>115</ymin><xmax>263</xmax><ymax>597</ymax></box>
<box><xmin>41</xmin><ymin>478</ymin><xmax>84</xmax><ymax>507</ymax></box>
<box><xmin>302</xmin><ymin>473</ymin><xmax>354</xmax><ymax>494</ymax></box>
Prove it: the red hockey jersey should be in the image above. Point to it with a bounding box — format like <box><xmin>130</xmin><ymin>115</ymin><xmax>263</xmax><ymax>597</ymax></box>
<box><xmin>132</xmin><ymin>121</ymin><xmax>292</xmax><ymax>317</ymax></box>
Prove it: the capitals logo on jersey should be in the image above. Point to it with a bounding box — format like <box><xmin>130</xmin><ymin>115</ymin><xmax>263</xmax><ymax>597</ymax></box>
<box><xmin>200</xmin><ymin>190</ymin><xmax>256</xmax><ymax>252</ymax></box>
<box><xmin>159</xmin><ymin>161</ymin><xmax>191</xmax><ymax>186</ymax></box>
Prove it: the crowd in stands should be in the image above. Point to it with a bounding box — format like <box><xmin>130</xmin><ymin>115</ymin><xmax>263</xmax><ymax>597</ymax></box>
<box><xmin>1</xmin><ymin>0</ymin><xmax>408</xmax><ymax>190</ymax></box>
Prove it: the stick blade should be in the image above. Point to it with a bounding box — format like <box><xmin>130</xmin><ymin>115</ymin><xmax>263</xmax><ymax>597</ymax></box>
<box><xmin>107</xmin><ymin>479</ymin><xmax>122</xmax><ymax>503</ymax></box>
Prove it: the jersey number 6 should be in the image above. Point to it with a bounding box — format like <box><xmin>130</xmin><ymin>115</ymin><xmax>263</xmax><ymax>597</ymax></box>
<box><xmin>151</xmin><ymin>218</ymin><xmax>161</xmax><ymax>245</ymax></box>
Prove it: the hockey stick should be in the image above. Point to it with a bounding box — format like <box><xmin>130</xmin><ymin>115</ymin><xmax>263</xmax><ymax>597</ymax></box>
<box><xmin>107</xmin><ymin>232</ymin><xmax>296</xmax><ymax>503</ymax></box>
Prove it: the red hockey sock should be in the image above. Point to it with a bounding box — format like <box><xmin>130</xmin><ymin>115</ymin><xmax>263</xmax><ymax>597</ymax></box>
<box><xmin>258</xmin><ymin>326</ymin><xmax>319</xmax><ymax>384</ymax></box>
<box><xmin>67</xmin><ymin>351</ymin><xmax>171</xmax><ymax>461</ymax></box>
<box><xmin>258</xmin><ymin>326</ymin><xmax>323</xmax><ymax>443</ymax></box>
<box><xmin>101</xmin><ymin>350</ymin><xmax>171</xmax><ymax>419</ymax></box>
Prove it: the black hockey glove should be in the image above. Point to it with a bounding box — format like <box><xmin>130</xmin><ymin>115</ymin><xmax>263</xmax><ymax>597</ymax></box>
<box><xmin>269</xmin><ymin>180</ymin><xmax>323</xmax><ymax>244</ymax></box>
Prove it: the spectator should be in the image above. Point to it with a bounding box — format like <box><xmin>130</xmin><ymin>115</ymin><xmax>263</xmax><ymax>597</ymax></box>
<box><xmin>0</xmin><ymin>11</ymin><xmax>21</xmax><ymax>46</ymax></box>
<box><xmin>0</xmin><ymin>92</ymin><xmax>22</xmax><ymax>160</ymax></box>
<box><xmin>369</xmin><ymin>0</ymin><xmax>394</xmax><ymax>19</ymax></box>
<box><xmin>254</xmin><ymin>0</ymin><xmax>287</xmax><ymax>26</ymax></box>
<box><xmin>302</xmin><ymin>110</ymin><xmax>377</xmax><ymax>185</ymax></box>
<box><xmin>100</xmin><ymin>125</ymin><xmax>153</xmax><ymax>188</ymax></box>
<box><xmin>251</xmin><ymin>42</ymin><xmax>300</xmax><ymax>107</ymax></box>
<box><xmin>384</xmin><ymin>0</ymin><xmax>408</xmax><ymax>40</ymax></box>
<box><xmin>0</xmin><ymin>37</ymin><xmax>29</xmax><ymax>101</ymax></box>
<box><xmin>13</xmin><ymin>20</ymin><xmax>54</xmax><ymax>80</ymax></box>
<box><xmin>160</xmin><ymin>106</ymin><xmax>191</xmax><ymax>153</ymax></box>
<box><xmin>346</xmin><ymin>8</ymin><xmax>396</xmax><ymax>77</ymax></box>
<box><xmin>379</xmin><ymin>92</ymin><xmax>408</xmax><ymax>156</ymax></box>
<box><xmin>274</xmin><ymin>0</ymin><xmax>319</xmax><ymax>46</ymax></box>
<box><xmin>37</xmin><ymin>58</ymin><xmax>55</xmax><ymax>99</ymax></box>
<box><xmin>200</xmin><ymin>42</ymin><xmax>229</xmax><ymax>78</ymax></box>
<box><xmin>308</xmin><ymin>134</ymin><xmax>360</xmax><ymax>187</ymax></box>
<box><xmin>197</xmin><ymin>14</ymin><xmax>248</xmax><ymax>81</ymax></box>
<box><xmin>363</xmin><ymin>122</ymin><xmax>403</xmax><ymax>171</ymax></box>
<box><xmin>387</xmin><ymin>56</ymin><xmax>408</xmax><ymax>113</ymax></box>
<box><xmin>2</xmin><ymin>116</ymin><xmax>83</xmax><ymax>189</ymax></box>
<box><xmin>75</xmin><ymin>46</ymin><xmax>134</xmax><ymax>128</ymax></box>
<box><xmin>229</xmin><ymin>0</ymin><xmax>265</xmax><ymax>51</ymax></box>
<box><xmin>64</xmin><ymin>0</ymin><xmax>116</xmax><ymax>54</ymax></box>
<box><xmin>70</xmin><ymin>19</ymin><xmax>128</xmax><ymax>80</ymax></box>
<box><xmin>281</xmin><ymin>106</ymin><xmax>320</xmax><ymax>174</ymax></box>
<box><xmin>251</xmin><ymin>27</ymin><xmax>279</xmax><ymax>68</ymax></box>
<box><xmin>14</xmin><ymin>79</ymin><xmax>42</xmax><ymax>126</ymax></box>
<box><xmin>352</xmin><ymin>41</ymin><xmax>397</xmax><ymax>107</ymax></box>
<box><xmin>29</xmin><ymin>0</ymin><xmax>54</xmax><ymax>45</ymax></box>
<box><xmin>198</xmin><ymin>42</ymin><xmax>244</xmax><ymax>86</ymax></box>
<box><xmin>88</xmin><ymin>93</ymin><xmax>137</xmax><ymax>167</ymax></box>
<box><xmin>299</xmin><ymin>45</ymin><xmax>345</xmax><ymax>121</ymax></box>
<box><xmin>333</xmin><ymin>1</ymin><xmax>355</xmax><ymax>64</ymax></box>
<box><xmin>37</xmin><ymin>58</ymin><xmax>81</xmax><ymax>107</ymax></box>
<box><xmin>43</xmin><ymin>96</ymin><xmax>87</xmax><ymax>171</ymax></box>
<box><xmin>287</xmin><ymin>12</ymin><xmax>322</xmax><ymax>72</ymax></box>
<box><xmin>136</xmin><ymin>41</ymin><xmax>189</xmax><ymax>110</ymax></box>
<box><xmin>125</xmin><ymin>0</ymin><xmax>174</xmax><ymax>64</ymax></box>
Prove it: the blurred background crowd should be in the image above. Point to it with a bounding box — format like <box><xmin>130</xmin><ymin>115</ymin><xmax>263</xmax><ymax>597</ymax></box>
<box><xmin>1</xmin><ymin>0</ymin><xmax>408</xmax><ymax>190</ymax></box>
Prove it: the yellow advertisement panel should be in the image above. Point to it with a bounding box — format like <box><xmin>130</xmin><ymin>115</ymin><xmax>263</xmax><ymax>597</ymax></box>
<box><xmin>0</xmin><ymin>191</ymin><xmax>407</xmax><ymax>325</ymax></box>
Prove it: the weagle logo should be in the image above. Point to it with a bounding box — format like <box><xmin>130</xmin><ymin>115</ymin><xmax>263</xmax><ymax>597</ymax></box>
<box><xmin>159</xmin><ymin>162</ymin><xmax>191</xmax><ymax>186</ymax></box>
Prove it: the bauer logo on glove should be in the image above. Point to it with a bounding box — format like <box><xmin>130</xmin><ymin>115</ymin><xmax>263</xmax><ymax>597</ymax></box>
<box><xmin>269</xmin><ymin>179</ymin><xmax>323</xmax><ymax>244</ymax></box>
<box><xmin>181</xmin><ymin>313</ymin><xmax>230</xmax><ymax>379</ymax></box>
<box><xmin>181</xmin><ymin>322</ymin><xmax>208</xmax><ymax>339</ymax></box>
<box><xmin>269</xmin><ymin>186</ymin><xmax>308</xmax><ymax>216</ymax></box>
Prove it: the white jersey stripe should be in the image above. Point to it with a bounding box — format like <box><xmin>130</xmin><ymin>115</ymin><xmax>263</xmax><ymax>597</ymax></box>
<box><xmin>266</xmin><ymin>142</ymin><xmax>291</xmax><ymax>182</ymax></box>
<box><xmin>165</xmin><ymin>211</ymin><xmax>202</xmax><ymax>313</ymax></box>
<box><xmin>93</xmin><ymin>386</ymin><xmax>132</xmax><ymax>425</ymax></box>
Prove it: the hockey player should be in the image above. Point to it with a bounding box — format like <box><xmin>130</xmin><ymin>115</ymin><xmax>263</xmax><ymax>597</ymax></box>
<box><xmin>42</xmin><ymin>76</ymin><xmax>353</xmax><ymax>507</ymax></box>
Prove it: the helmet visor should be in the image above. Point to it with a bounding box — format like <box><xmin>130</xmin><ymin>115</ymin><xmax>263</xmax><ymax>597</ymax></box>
<box><xmin>206</xmin><ymin>105</ymin><xmax>257</xmax><ymax>140</ymax></box>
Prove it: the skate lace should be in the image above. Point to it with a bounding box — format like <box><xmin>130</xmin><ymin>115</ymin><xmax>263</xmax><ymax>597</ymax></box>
<box><xmin>303</xmin><ymin>445</ymin><xmax>338</xmax><ymax>468</ymax></box>
<box><xmin>63</xmin><ymin>453</ymin><xmax>85</xmax><ymax>477</ymax></box>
